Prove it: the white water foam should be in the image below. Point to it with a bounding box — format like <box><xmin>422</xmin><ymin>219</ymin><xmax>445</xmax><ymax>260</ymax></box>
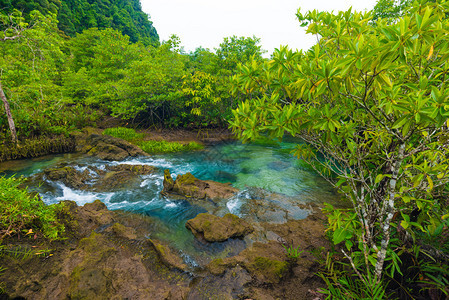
<box><xmin>42</xmin><ymin>183</ymin><xmax>104</xmax><ymax>206</ymax></box>
<box><xmin>226</xmin><ymin>189</ymin><xmax>253</xmax><ymax>215</ymax></box>
<box><xmin>140</xmin><ymin>174</ymin><xmax>163</xmax><ymax>188</ymax></box>
<box><xmin>164</xmin><ymin>201</ymin><xmax>178</xmax><ymax>208</ymax></box>
<box><xmin>114</xmin><ymin>158</ymin><xmax>174</xmax><ymax>169</ymax></box>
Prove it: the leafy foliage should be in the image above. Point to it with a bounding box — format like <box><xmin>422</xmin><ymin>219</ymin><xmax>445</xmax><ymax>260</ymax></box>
<box><xmin>0</xmin><ymin>6</ymin><xmax>263</xmax><ymax>141</ymax></box>
<box><xmin>372</xmin><ymin>0</ymin><xmax>413</xmax><ymax>22</ymax></box>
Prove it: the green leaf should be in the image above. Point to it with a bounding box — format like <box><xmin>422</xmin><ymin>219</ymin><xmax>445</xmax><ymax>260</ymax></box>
<box><xmin>401</xmin><ymin>220</ymin><xmax>409</xmax><ymax>230</ymax></box>
<box><xmin>333</xmin><ymin>228</ymin><xmax>352</xmax><ymax>244</ymax></box>
<box><xmin>375</xmin><ymin>174</ymin><xmax>384</xmax><ymax>184</ymax></box>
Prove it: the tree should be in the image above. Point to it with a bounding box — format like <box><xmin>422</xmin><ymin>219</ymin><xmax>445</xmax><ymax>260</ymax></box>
<box><xmin>230</xmin><ymin>0</ymin><xmax>449</xmax><ymax>293</ymax></box>
<box><xmin>372</xmin><ymin>0</ymin><xmax>412</xmax><ymax>22</ymax></box>
<box><xmin>215</xmin><ymin>35</ymin><xmax>265</xmax><ymax>75</ymax></box>
<box><xmin>0</xmin><ymin>10</ymin><xmax>28</xmax><ymax>144</ymax></box>
<box><xmin>1</xmin><ymin>0</ymin><xmax>160</xmax><ymax>46</ymax></box>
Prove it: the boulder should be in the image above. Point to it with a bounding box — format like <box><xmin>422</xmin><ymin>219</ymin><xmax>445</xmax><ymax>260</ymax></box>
<box><xmin>87</xmin><ymin>141</ymin><xmax>129</xmax><ymax>161</ymax></box>
<box><xmin>43</xmin><ymin>165</ymin><xmax>91</xmax><ymax>190</ymax></box>
<box><xmin>185</xmin><ymin>213</ymin><xmax>254</xmax><ymax>242</ymax></box>
<box><xmin>74</xmin><ymin>130</ymin><xmax>147</xmax><ymax>161</ymax></box>
<box><xmin>163</xmin><ymin>169</ymin><xmax>174</xmax><ymax>191</ymax></box>
<box><xmin>162</xmin><ymin>170</ymin><xmax>238</xmax><ymax>200</ymax></box>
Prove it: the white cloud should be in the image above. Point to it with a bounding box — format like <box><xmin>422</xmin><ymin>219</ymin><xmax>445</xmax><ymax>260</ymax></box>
<box><xmin>141</xmin><ymin>0</ymin><xmax>378</xmax><ymax>55</ymax></box>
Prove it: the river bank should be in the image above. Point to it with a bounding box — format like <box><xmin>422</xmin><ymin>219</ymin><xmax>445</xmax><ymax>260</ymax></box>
<box><xmin>0</xmin><ymin>126</ymin><xmax>235</xmax><ymax>163</ymax></box>
<box><xmin>0</xmin><ymin>198</ymin><xmax>330</xmax><ymax>299</ymax></box>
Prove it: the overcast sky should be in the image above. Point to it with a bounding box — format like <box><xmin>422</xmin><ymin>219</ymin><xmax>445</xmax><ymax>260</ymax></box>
<box><xmin>140</xmin><ymin>0</ymin><xmax>378</xmax><ymax>55</ymax></box>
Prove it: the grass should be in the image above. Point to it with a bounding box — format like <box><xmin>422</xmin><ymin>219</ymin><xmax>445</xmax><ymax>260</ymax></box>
<box><xmin>103</xmin><ymin>127</ymin><xmax>204</xmax><ymax>154</ymax></box>
<box><xmin>0</xmin><ymin>176</ymin><xmax>64</xmax><ymax>241</ymax></box>
<box><xmin>138</xmin><ymin>140</ymin><xmax>203</xmax><ymax>154</ymax></box>
<box><xmin>103</xmin><ymin>127</ymin><xmax>145</xmax><ymax>142</ymax></box>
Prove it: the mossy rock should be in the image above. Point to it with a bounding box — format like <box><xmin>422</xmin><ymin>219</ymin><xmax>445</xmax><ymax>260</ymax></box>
<box><xmin>148</xmin><ymin>239</ymin><xmax>188</xmax><ymax>272</ymax></box>
<box><xmin>185</xmin><ymin>213</ymin><xmax>254</xmax><ymax>242</ymax></box>
<box><xmin>247</xmin><ymin>257</ymin><xmax>290</xmax><ymax>284</ymax></box>
<box><xmin>87</xmin><ymin>141</ymin><xmax>129</xmax><ymax>161</ymax></box>
<box><xmin>162</xmin><ymin>169</ymin><xmax>174</xmax><ymax>191</ymax></box>
<box><xmin>176</xmin><ymin>172</ymin><xmax>197</xmax><ymax>185</ymax></box>
<box><xmin>69</xmin><ymin>232</ymin><xmax>117</xmax><ymax>299</ymax></box>
<box><xmin>162</xmin><ymin>171</ymin><xmax>238</xmax><ymax>201</ymax></box>
<box><xmin>42</xmin><ymin>165</ymin><xmax>91</xmax><ymax>190</ymax></box>
<box><xmin>206</xmin><ymin>258</ymin><xmax>236</xmax><ymax>275</ymax></box>
<box><xmin>108</xmin><ymin>222</ymin><xmax>137</xmax><ymax>240</ymax></box>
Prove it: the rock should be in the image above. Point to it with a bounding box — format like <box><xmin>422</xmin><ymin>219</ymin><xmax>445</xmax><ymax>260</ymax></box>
<box><xmin>32</xmin><ymin>163</ymin><xmax>156</xmax><ymax>192</ymax></box>
<box><xmin>106</xmin><ymin>223</ymin><xmax>137</xmax><ymax>240</ymax></box>
<box><xmin>187</xmin><ymin>265</ymin><xmax>252</xmax><ymax>299</ymax></box>
<box><xmin>163</xmin><ymin>169</ymin><xmax>174</xmax><ymax>191</ymax></box>
<box><xmin>148</xmin><ymin>239</ymin><xmax>189</xmax><ymax>272</ymax></box>
<box><xmin>75</xmin><ymin>130</ymin><xmax>148</xmax><ymax>161</ymax></box>
<box><xmin>43</xmin><ymin>165</ymin><xmax>91</xmax><ymax>190</ymax></box>
<box><xmin>185</xmin><ymin>213</ymin><xmax>254</xmax><ymax>242</ymax></box>
<box><xmin>0</xmin><ymin>201</ymin><xmax>191</xmax><ymax>300</ymax></box>
<box><xmin>205</xmin><ymin>240</ymin><xmax>290</xmax><ymax>284</ymax></box>
<box><xmin>93</xmin><ymin>165</ymin><xmax>157</xmax><ymax>192</ymax></box>
<box><xmin>246</xmin><ymin>256</ymin><xmax>290</xmax><ymax>284</ymax></box>
<box><xmin>87</xmin><ymin>141</ymin><xmax>129</xmax><ymax>161</ymax></box>
<box><xmin>162</xmin><ymin>170</ymin><xmax>238</xmax><ymax>200</ymax></box>
<box><xmin>56</xmin><ymin>200</ymin><xmax>115</xmax><ymax>237</ymax></box>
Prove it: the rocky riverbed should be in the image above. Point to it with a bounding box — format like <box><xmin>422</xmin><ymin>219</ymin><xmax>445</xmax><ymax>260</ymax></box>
<box><xmin>0</xmin><ymin>128</ymin><xmax>335</xmax><ymax>299</ymax></box>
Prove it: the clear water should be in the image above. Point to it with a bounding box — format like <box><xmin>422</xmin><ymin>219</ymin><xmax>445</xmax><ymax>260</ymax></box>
<box><xmin>0</xmin><ymin>139</ymin><xmax>339</xmax><ymax>267</ymax></box>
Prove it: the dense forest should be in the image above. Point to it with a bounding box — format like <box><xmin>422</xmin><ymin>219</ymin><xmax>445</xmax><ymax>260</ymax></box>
<box><xmin>0</xmin><ymin>1</ymin><xmax>264</xmax><ymax>143</ymax></box>
<box><xmin>1</xmin><ymin>0</ymin><xmax>449</xmax><ymax>299</ymax></box>
<box><xmin>0</xmin><ymin>0</ymin><xmax>159</xmax><ymax>45</ymax></box>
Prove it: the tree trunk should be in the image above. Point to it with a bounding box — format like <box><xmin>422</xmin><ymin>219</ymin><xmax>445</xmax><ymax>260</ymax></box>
<box><xmin>375</xmin><ymin>143</ymin><xmax>406</xmax><ymax>281</ymax></box>
<box><xmin>0</xmin><ymin>80</ymin><xmax>18</xmax><ymax>144</ymax></box>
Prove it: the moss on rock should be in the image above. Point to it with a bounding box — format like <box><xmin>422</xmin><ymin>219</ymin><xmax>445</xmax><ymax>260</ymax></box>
<box><xmin>185</xmin><ymin>213</ymin><xmax>254</xmax><ymax>242</ymax></box>
<box><xmin>148</xmin><ymin>239</ymin><xmax>188</xmax><ymax>272</ymax></box>
<box><xmin>249</xmin><ymin>257</ymin><xmax>289</xmax><ymax>284</ymax></box>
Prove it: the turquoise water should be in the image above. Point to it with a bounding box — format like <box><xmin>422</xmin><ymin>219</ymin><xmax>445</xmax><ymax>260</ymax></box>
<box><xmin>0</xmin><ymin>139</ymin><xmax>338</xmax><ymax>266</ymax></box>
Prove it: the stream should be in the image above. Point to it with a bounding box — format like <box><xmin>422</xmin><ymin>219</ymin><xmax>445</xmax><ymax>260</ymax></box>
<box><xmin>0</xmin><ymin>138</ymin><xmax>339</xmax><ymax>267</ymax></box>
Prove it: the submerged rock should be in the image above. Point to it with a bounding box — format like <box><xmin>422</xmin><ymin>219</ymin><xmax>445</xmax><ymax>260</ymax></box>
<box><xmin>185</xmin><ymin>213</ymin><xmax>254</xmax><ymax>242</ymax></box>
<box><xmin>162</xmin><ymin>169</ymin><xmax>238</xmax><ymax>200</ymax></box>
